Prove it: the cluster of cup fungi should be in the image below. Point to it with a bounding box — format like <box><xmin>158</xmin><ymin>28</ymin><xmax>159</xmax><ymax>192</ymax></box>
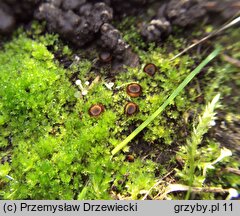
<box><xmin>88</xmin><ymin>62</ymin><xmax>157</xmax><ymax>162</ymax></box>
<box><xmin>88</xmin><ymin>62</ymin><xmax>157</xmax><ymax>117</ymax></box>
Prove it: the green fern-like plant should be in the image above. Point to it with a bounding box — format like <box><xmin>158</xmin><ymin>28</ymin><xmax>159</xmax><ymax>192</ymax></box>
<box><xmin>177</xmin><ymin>94</ymin><xmax>221</xmax><ymax>199</ymax></box>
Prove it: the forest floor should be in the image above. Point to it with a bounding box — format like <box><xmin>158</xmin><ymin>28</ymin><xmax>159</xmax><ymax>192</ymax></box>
<box><xmin>0</xmin><ymin>1</ymin><xmax>239</xmax><ymax>200</ymax></box>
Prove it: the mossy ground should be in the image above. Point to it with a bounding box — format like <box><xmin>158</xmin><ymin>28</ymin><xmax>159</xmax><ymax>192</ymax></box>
<box><xmin>0</xmin><ymin>19</ymin><xmax>239</xmax><ymax>200</ymax></box>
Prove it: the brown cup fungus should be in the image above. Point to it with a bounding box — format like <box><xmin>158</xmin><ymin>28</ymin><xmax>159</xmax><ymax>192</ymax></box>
<box><xmin>89</xmin><ymin>104</ymin><xmax>105</xmax><ymax>117</ymax></box>
<box><xmin>125</xmin><ymin>102</ymin><xmax>139</xmax><ymax>116</ymax></box>
<box><xmin>143</xmin><ymin>63</ymin><xmax>157</xmax><ymax>76</ymax></box>
<box><xmin>126</xmin><ymin>83</ymin><xmax>142</xmax><ymax>98</ymax></box>
<box><xmin>99</xmin><ymin>52</ymin><xmax>112</xmax><ymax>63</ymax></box>
<box><xmin>126</xmin><ymin>154</ymin><xmax>135</xmax><ymax>162</ymax></box>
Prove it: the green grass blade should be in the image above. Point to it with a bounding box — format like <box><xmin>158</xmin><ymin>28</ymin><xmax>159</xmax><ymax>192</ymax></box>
<box><xmin>111</xmin><ymin>48</ymin><xmax>221</xmax><ymax>156</ymax></box>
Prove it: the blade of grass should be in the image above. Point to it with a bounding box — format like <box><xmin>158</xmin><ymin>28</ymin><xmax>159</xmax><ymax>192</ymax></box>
<box><xmin>170</xmin><ymin>16</ymin><xmax>240</xmax><ymax>61</ymax></box>
<box><xmin>111</xmin><ymin>48</ymin><xmax>221</xmax><ymax>156</ymax></box>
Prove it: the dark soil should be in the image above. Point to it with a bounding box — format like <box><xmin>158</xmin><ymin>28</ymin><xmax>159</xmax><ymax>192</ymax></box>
<box><xmin>1</xmin><ymin>0</ymin><xmax>239</xmax><ymax>68</ymax></box>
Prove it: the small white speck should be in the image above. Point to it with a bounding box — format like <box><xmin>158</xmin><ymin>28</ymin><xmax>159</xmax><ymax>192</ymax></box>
<box><xmin>6</xmin><ymin>175</ymin><xmax>14</xmax><ymax>180</ymax></box>
<box><xmin>151</xmin><ymin>19</ymin><xmax>164</xmax><ymax>26</ymax></box>
<box><xmin>228</xmin><ymin>188</ymin><xmax>239</xmax><ymax>199</ymax></box>
<box><xmin>147</xmin><ymin>25</ymin><xmax>156</xmax><ymax>31</ymax></box>
<box><xmin>104</xmin><ymin>82</ymin><xmax>114</xmax><ymax>90</ymax></box>
<box><xmin>74</xmin><ymin>55</ymin><xmax>80</xmax><ymax>61</ymax></box>
<box><xmin>220</xmin><ymin>147</ymin><xmax>232</xmax><ymax>158</ymax></box>
<box><xmin>210</xmin><ymin>120</ymin><xmax>216</xmax><ymax>126</ymax></box>
<box><xmin>85</xmin><ymin>81</ymin><xmax>90</xmax><ymax>86</ymax></box>
<box><xmin>75</xmin><ymin>79</ymin><xmax>81</xmax><ymax>86</ymax></box>
<box><xmin>81</xmin><ymin>89</ymin><xmax>88</xmax><ymax>96</ymax></box>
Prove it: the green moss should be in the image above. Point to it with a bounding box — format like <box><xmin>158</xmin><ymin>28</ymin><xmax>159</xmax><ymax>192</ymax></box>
<box><xmin>0</xmin><ymin>35</ymin><xmax>74</xmax><ymax>141</ymax></box>
<box><xmin>0</xmin><ymin>32</ymin><xmax>157</xmax><ymax>200</ymax></box>
<box><xmin>0</xmin><ymin>20</ymin><xmax>239</xmax><ymax>200</ymax></box>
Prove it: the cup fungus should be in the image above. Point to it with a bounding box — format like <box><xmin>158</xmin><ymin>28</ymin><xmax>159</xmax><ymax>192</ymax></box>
<box><xmin>99</xmin><ymin>52</ymin><xmax>112</xmax><ymax>63</ymax></box>
<box><xmin>126</xmin><ymin>83</ymin><xmax>142</xmax><ymax>98</ymax></box>
<box><xmin>125</xmin><ymin>102</ymin><xmax>139</xmax><ymax>116</ymax></box>
<box><xmin>88</xmin><ymin>104</ymin><xmax>105</xmax><ymax>117</ymax></box>
<box><xmin>126</xmin><ymin>154</ymin><xmax>135</xmax><ymax>162</ymax></box>
<box><xmin>143</xmin><ymin>63</ymin><xmax>157</xmax><ymax>76</ymax></box>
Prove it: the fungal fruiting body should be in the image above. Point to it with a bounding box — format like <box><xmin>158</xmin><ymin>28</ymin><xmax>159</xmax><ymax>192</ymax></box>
<box><xmin>99</xmin><ymin>51</ymin><xmax>112</xmax><ymax>63</ymax></box>
<box><xmin>88</xmin><ymin>104</ymin><xmax>105</xmax><ymax>117</ymax></box>
<box><xmin>126</xmin><ymin>83</ymin><xmax>142</xmax><ymax>98</ymax></box>
<box><xmin>143</xmin><ymin>63</ymin><xmax>157</xmax><ymax>76</ymax></box>
<box><xmin>126</xmin><ymin>154</ymin><xmax>135</xmax><ymax>162</ymax></box>
<box><xmin>125</xmin><ymin>102</ymin><xmax>139</xmax><ymax>116</ymax></box>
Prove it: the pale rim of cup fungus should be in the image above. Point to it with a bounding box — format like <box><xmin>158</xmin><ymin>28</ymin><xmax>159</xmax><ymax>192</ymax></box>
<box><xmin>143</xmin><ymin>63</ymin><xmax>157</xmax><ymax>76</ymax></box>
<box><xmin>88</xmin><ymin>104</ymin><xmax>105</xmax><ymax>117</ymax></box>
<box><xmin>99</xmin><ymin>51</ymin><xmax>112</xmax><ymax>63</ymax></box>
<box><xmin>126</xmin><ymin>83</ymin><xmax>142</xmax><ymax>98</ymax></box>
<box><xmin>124</xmin><ymin>102</ymin><xmax>139</xmax><ymax>116</ymax></box>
